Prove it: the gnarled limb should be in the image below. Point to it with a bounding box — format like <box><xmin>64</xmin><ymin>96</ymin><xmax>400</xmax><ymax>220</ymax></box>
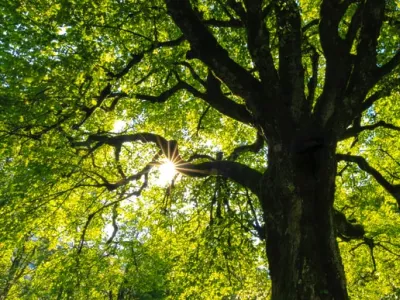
<box><xmin>340</xmin><ymin>120</ymin><xmax>400</xmax><ymax>140</ymax></box>
<box><xmin>244</xmin><ymin>0</ymin><xmax>278</xmax><ymax>94</ymax></box>
<box><xmin>228</xmin><ymin>131</ymin><xmax>264</xmax><ymax>161</ymax></box>
<box><xmin>333</xmin><ymin>209</ymin><xmax>365</xmax><ymax>241</ymax></box>
<box><xmin>165</xmin><ymin>0</ymin><xmax>263</xmax><ymax>109</ymax></box>
<box><xmin>337</xmin><ymin>154</ymin><xmax>400</xmax><ymax>207</ymax></box>
<box><xmin>133</xmin><ymin>78</ymin><xmax>253</xmax><ymax>125</ymax></box>
<box><xmin>274</xmin><ymin>0</ymin><xmax>307</xmax><ymax>123</ymax></box>
<box><xmin>74</xmin><ymin>132</ymin><xmax>263</xmax><ymax>196</ymax></box>
<box><xmin>374</xmin><ymin>50</ymin><xmax>400</xmax><ymax>83</ymax></box>
<box><xmin>360</xmin><ymin>89</ymin><xmax>392</xmax><ymax>112</ymax></box>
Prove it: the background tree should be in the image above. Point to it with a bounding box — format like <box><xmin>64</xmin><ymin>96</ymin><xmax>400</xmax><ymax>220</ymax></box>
<box><xmin>1</xmin><ymin>0</ymin><xmax>400</xmax><ymax>299</ymax></box>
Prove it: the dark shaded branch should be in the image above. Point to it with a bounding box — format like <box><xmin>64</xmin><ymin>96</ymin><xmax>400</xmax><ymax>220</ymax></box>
<box><xmin>341</xmin><ymin>121</ymin><xmax>400</xmax><ymax>140</ymax></box>
<box><xmin>187</xmin><ymin>153</ymin><xmax>215</xmax><ymax>162</ymax></box>
<box><xmin>110</xmin><ymin>54</ymin><xmax>144</xmax><ymax>79</ymax></box>
<box><xmin>350</xmin><ymin>0</ymin><xmax>385</xmax><ymax>84</ymax></box>
<box><xmin>228</xmin><ymin>132</ymin><xmax>264</xmax><ymax>161</ymax></box>
<box><xmin>175</xmin><ymin>61</ymin><xmax>206</xmax><ymax>87</ymax></box>
<box><xmin>153</xmin><ymin>35</ymin><xmax>185</xmax><ymax>48</ymax></box>
<box><xmin>374</xmin><ymin>50</ymin><xmax>400</xmax><ymax>82</ymax></box>
<box><xmin>73</xmin><ymin>83</ymin><xmax>112</xmax><ymax>129</ymax></box>
<box><xmin>303</xmin><ymin>19</ymin><xmax>319</xmax><ymax>33</ymax></box>
<box><xmin>176</xmin><ymin>160</ymin><xmax>262</xmax><ymax>196</ymax></box>
<box><xmin>319</xmin><ymin>0</ymin><xmax>351</xmax><ymax>59</ymax></box>
<box><xmin>106</xmin><ymin>204</ymin><xmax>119</xmax><ymax>244</ymax></box>
<box><xmin>133</xmin><ymin>79</ymin><xmax>253</xmax><ymax>125</ymax></box>
<box><xmin>314</xmin><ymin>0</ymin><xmax>355</xmax><ymax>128</ymax></box>
<box><xmin>73</xmin><ymin>36</ymin><xmax>184</xmax><ymax>128</ymax></box>
<box><xmin>134</xmin><ymin>81</ymin><xmax>185</xmax><ymax>103</ymax></box>
<box><xmin>226</xmin><ymin>0</ymin><xmax>246</xmax><ymax>21</ymax></box>
<box><xmin>196</xmin><ymin>105</ymin><xmax>211</xmax><ymax>133</ymax></box>
<box><xmin>203</xmin><ymin>18</ymin><xmax>243</xmax><ymax>28</ymax></box>
<box><xmin>102</xmin><ymin>93</ymin><xmax>128</xmax><ymax>112</ymax></box>
<box><xmin>337</xmin><ymin>154</ymin><xmax>400</xmax><ymax>207</ymax></box>
<box><xmin>74</xmin><ymin>132</ymin><xmax>262</xmax><ymax>195</ymax></box>
<box><xmin>360</xmin><ymin>89</ymin><xmax>391</xmax><ymax>112</ymax></box>
<box><xmin>333</xmin><ymin>209</ymin><xmax>365</xmax><ymax>241</ymax></box>
<box><xmin>307</xmin><ymin>46</ymin><xmax>319</xmax><ymax>104</ymax></box>
<box><xmin>245</xmin><ymin>188</ymin><xmax>265</xmax><ymax>240</ymax></box>
<box><xmin>202</xmin><ymin>70</ymin><xmax>253</xmax><ymax>124</ymax></box>
<box><xmin>165</xmin><ymin>0</ymin><xmax>262</xmax><ymax>106</ymax></box>
<box><xmin>244</xmin><ymin>0</ymin><xmax>278</xmax><ymax>93</ymax></box>
<box><xmin>92</xmin><ymin>24</ymin><xmax>153</xmax><ymax>42</ymax></box>
<box><xmin>77</xmin><ymin>180</ymin><xmax>147</xmax><ymax>254</ymax></box>
<box><xmin>356</xmin><ymin>0</ymin><xmax>384</xmax><ymax>64</ymax></box>
<box><xmin>274</xmin><ymin>0</ymin><xmax>307</xmax><ymax>122</ymax></box>
<box><xmin>345</xmin><ymin>4</ymin><xmax>362</xmax><ymax>47</ymax></box>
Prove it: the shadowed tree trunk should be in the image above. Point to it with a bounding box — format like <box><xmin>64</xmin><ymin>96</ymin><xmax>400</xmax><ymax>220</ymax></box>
<box><xmin>164</xmin><ymin>0</ymin><xmax>398</xmax><ymax>298</ymax></box>
<box><xmin>261</xmin><ymin>138</ymin><xmax>347</xmax><ymax>299</ymax></box>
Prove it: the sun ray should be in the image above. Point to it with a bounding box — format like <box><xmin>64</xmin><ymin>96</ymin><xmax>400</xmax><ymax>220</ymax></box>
<box><xmin>157</xmin><ymin>159</ymin><xmax>177</xmax><ymax>185</ymax></box>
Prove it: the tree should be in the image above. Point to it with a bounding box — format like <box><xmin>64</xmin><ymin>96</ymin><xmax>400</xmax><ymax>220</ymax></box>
<box><xmin>1</xmin><ymin>0</ymin><xmax>400</xmax><ymax>299</ymax></box>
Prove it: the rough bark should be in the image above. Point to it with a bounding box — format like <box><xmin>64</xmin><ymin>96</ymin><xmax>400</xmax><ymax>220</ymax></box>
<box><xmin>261</xmin><ymin>142</ymin><xmax>348</xmax><ymax>300</ymax></box>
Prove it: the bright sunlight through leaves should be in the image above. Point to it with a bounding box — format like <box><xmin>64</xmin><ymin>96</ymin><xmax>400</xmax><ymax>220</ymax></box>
<box><xmin>157</xmin><ymin>160</ymin><xmax>176</xmax><ymax>185</ymax></box>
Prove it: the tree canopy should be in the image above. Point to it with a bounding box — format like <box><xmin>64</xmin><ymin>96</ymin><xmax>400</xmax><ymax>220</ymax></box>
<box><xmin>0</xmin><ymin>0</ymin><xmax>400</xmax><ymax>299</ymax></box>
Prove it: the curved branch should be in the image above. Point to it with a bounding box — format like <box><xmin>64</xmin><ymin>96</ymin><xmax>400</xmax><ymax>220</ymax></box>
<box><xmin>165</xmin><ymin>0</ymin><xmax>262</xmax><ymax>105</ymax></box>
<box><xmin>303</xmin><ymin>19</ymin><xmax>319</xmax><ymax>33</ymax></box>
<box><xmin>337</xmin><ymin>154</ymin><xmax>400</xmax><ymax>207</ymax></box>
<box><xmin>274</xmin><ymin>0</ymin><xmax>307</xmax><ymax>122</ymax></box>
<box><xmin>374</xmin><ymin>50</ymin><xmax>400</xmax><ymax>83</ymax></box>
<box><xmin>341</xmin><ymin>121</ymin><xmax>400</xmax><ymax>140</ymax></box>
<box><xmin>74</xmin><ymin>132</ymin><xmax>262</xmax><ymax>195</ymax></box>
<box><xmin>244</xmin><ymin>1</ymin><xmax>278</xmax><ymax>93</ymax></box>
<box><xmin>319</xmin><ymin>0</ymin><xmax>351</xmax><ymax>59</ymax></box>
<box><xmin>228</xmin><ymin>131</ymin><xmax>264</xmax><ymax>161</ymax></box>
<box><xmin>133</xmin><ymin>79</ymin><xmax>253</xmax><ymax>125</ymax></box>
<box><xmin>176</xmin><ymin>160</ymin><xmax>262</xmax><ymax>196</ymax></box>
<box><xmin>354</xmin><ymin>0</ymin><xmax>385</xmax><ymax>73</ymax></box>
<box><xmin>360</xmin><ymin>89</ymin><xmax>391</xmax><ymax>112</ymax></box>
<box><xmin>334</xmin><ymin>209</ymin><xmax>365</xmax><ymax>241</ymax></box>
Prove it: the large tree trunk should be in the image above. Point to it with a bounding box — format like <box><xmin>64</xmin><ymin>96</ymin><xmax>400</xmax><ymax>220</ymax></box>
<box><xmin>261</xmin><ymin>140</ymin><xmax>348</xmax><ymax>300</ymax></box>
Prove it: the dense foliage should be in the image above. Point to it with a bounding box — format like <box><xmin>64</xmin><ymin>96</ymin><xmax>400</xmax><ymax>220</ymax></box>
<box><xmin>0</xmin><ymin>0</ymin><xmax>399</xmax><ymax>299</ymax></box>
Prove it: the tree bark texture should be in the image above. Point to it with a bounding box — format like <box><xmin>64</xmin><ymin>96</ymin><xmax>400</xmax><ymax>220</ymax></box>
<box><xmin>261</xmin><ymin>140</ymin><xmax>348</xmax><ymax>299</ymax></box>
<box><xmin>164</xmin><ymin>0</ymin><xmax>398</xmax><ymax>298</ymax></box>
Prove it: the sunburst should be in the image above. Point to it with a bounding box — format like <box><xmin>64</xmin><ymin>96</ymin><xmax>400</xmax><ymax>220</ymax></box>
<box><xmin>157</xmin><ymin>159</ymin><xmax>177</xmax><ymax>185</ymax></box>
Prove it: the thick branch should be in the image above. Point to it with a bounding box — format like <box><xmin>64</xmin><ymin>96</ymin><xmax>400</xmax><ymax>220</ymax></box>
<box><xmin>345</xmin><ymin>4</ymin><xmax>362</xmax><ymax>47</ymax></box>
<box><xmin>203</xmin><ymin>18</ymin><xmax>243</xmax><ymax>28</ymax></box>
<box><xmin>360</xmin><ymin>89</ymin><xmax>391</xmax><ymax>112</ymax></box>
<box><xmin>341</xmin><ymin>121</ymin><xmax>400</xmax><ymax>140</ymax></box>
<box><xmin>275</xmin><ymin>0</ymin><xmax>307</xmax><ymax>122</ymax></box>
<box><xmin>319</xmin><ymin>0</ymin><xmax>351</xmax><ymax>59</ymax></box>
<box><xmin>226</xmin><ymin>0</ymin><xmax>246</xmax><ymax>22</ymax></box>
<box><xmin>348</xmin><ymin>0</ymin><xmax>385</xmax><ymax>91</ymax></box>
<box><xmin>165</xmin><ymin>0</ymin><xmax>262</xmax><ymax>106</ymax></box>
<box><xmin>112</xmin><ymin>54</ymin><xmax>144</xmax><ymax>79</ymax></box>
<box><xmin>74</xmin><ymin>133</ymin><xmax>262</xmax><ymax>195</ymax></box>
<box><xmin>374</xmin><ymin>50</ymin><xmax>400</xmax><ymax>82</ymax></box>
<box><xmin>314</xmin><ymin>0</ymin><xmax>354</xmax><ymax>128</ymax></box>
<box><xmin>334</xmin><ymin>209</ymin><xmax>365</xmax><ymax>241</ymax></box>
<box><xmin>337</xmin><ymin>154</ymin><xmax>400</xmax><ymax>207</ymax></box>
<box><xmin>307</xmin><ymin>46</ymin><xmax>319</xmax><ymax>104</ymax></box>
<box><xmin>303</xmin><ymin>19</ymin><xmax>319</xmax><ymax>33</ymax></box>
<box><xmin>355</xmin><ymin>0</ymin><xmax>385</xmax><ymax>69</ymax></box>
<box><xmin>176</xmin><ymin>160</ymin><xmax>262</xmax><ymax>196</ymax></box>
<box><xmin>244</xmin><ymin>0</ymin><xmax>278</xmax><ymax>94</ymax></box>
<box><xmin>133</xmin><ymin>79</ymin><xmax>253</xmax><ymax>125</ymax></box>
<box><xmin>228</xmin><ymin>132</ymin><xmax>264</xmax><ymax>161</ymax></box>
